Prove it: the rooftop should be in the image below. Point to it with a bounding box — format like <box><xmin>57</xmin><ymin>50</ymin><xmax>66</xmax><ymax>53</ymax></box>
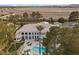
<box><xmin>16</xmin><ymin>22</ymin><xmax>58</xmax><ymax>34</ymax></box>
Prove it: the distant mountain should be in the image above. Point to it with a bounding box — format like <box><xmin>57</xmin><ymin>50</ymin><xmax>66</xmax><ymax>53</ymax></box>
<box><xmin>68</xmin><ymin>4</ymin><xmax>79</xmax><ymax>8</ymax></box>
<box><xmin>47</xmin><ymin>4</ymin><xmax>79</xmax><ymax>8</ymax></box>
<box><xmin>0</xmin><ymin>4</ymin><xmax>79</xmax><ymax>8</ymax></box>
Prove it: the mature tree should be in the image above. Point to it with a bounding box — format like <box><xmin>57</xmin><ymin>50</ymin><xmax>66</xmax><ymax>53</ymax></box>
<box><xmin>49</xmin><ymin>17</ymin><xmax>54</xmax><ymax>23</ymax></box>
<box><xmin>8</xmin><ymin>14</ymin><xmax>21</xmax><ymax>23</ymax></box>
<box><xmin>58</xmin><ymin>17</ymin><xmax>66</xmax><ymax>23</ymax></box>
<box><xmin>23</xmin><ymin>12</ymin><xmax>28</xmax><ymax>20</ymax></box>
<box><xmin>60</xmin><ymin>28</ymin><xmax>73</xmax><ymax>54</ymax></box>
<box><xmin>71</xmin><ymin>28</ymin><xmax>79</xmax><ymax>54</ymax></box>
<box><xmin>0</xmin><ymin>22</ymin><xmax>16</xmax><ymax>54</ymax></box>
<box><xmin>60</xmin><ymin>27</ymin><xmax>79</xmax><ymax>55</ymax></box>
<box><xmin>30</xmin><ymin>12</ymin><xmax>36</xmax><ymax>19</ymax></box>
<box><xmin>8</xmin><ymin>15</ymin><xmax>14</xmax><ymax>22</ymax></box>
<box><xmin>69</xmin><ymin>11</ymin><xmax>79</xmax><ymax>21</ymax></box>
<box><xmin>36</xmin><ymin>25</ymin><xmax>44</xmax><ymax>55</ymax></box>
<box><xmin>43</xmin><ymin>25</ymin><xmax>79</xmax><ymax>55</ymax></box>
<box><xmin>42</xmin><ymin>18</ymin><xmax>47</xmax><ymax>21</ymax></box>
<box><xmin>0</xmin><ymin>22</ymin><xmax>9</xmax><ymax>52</ymax></box>
<box><xmin>0</xmin><ymin>23</ymin><xmax>11</xmax><ymax>53</ymax></box>
<box><xmin>43</xmin><ymin>26</ymin><xmax>61</xmax><ymax>55</ymax></box>
<box><xmin>36</xmin><ymin>12</ymin><xmax>42</xmax><ymax>19</ymax></box>
<box><xmin>30</xmin><ymin>11</ymin><xmax>42</xmax><ymax>20</ymax></box>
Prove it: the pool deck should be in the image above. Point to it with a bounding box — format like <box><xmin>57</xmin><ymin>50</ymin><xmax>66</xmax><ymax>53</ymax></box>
<box><xmin>17</xmin><ymin>40</ymin><xmax>44</xmax><ymax>55</ymax></box>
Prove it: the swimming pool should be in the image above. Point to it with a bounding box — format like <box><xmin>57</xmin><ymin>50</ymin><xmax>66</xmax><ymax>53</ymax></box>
<box><xmin>32</xmin><ymin>47</ymin><xmax>46</xmax><ymax>54</ymax></box>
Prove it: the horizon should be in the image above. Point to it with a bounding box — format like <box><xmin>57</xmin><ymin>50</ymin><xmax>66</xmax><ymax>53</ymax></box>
<box><xmin>0</xmin><ymin>0</ymin><xmax>79</xmax><ymax>6</ymax></box>
<box><xmin>0</xmin><ymin>4</ymin><xmax>76</xmax><ymax>6</ymax></box>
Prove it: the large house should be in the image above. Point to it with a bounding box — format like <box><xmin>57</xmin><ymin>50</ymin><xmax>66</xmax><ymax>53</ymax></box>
<box><xmin>15</xmin><ymin>22</ymin><xmax>60</xmax><ymax>41</ymax></box>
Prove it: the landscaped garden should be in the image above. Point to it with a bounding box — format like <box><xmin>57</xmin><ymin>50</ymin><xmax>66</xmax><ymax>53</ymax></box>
<box><xmin>8</xmin><ymin>42</ymin><xmax>24</xmax><ymax>55</ymax></box>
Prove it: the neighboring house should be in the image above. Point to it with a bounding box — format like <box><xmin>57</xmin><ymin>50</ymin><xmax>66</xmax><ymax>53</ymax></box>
<box><xmin>15</xmin><ymin>22</ymin><xmax>60</xmax><ymax>41</ymax></box>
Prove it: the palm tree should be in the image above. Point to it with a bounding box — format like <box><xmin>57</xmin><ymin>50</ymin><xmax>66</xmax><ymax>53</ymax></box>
<box><xmin>36</xmin><ymin>25</ymin><xmax>43</xmax><ymax>55</ymax></box>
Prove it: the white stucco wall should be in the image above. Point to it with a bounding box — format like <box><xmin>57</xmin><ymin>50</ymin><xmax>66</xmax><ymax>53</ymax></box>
<box><xmin>16</xmin><ymin>22</ymin><xmax>60</xmax><ymax>41</ymax></box>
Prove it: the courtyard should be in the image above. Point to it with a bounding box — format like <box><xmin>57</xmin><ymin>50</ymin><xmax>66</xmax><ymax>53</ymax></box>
<box><xmin>17</xmin><ymin>40</ymin><xmax>46</xmax><ymax>55</ymax></box>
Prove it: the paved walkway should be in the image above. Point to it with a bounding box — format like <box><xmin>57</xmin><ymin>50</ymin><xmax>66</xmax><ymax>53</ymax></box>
<box><xmin>17</xmin><ymin>40</ymin><xmax>40</xmax><ymax>55</ymax></box>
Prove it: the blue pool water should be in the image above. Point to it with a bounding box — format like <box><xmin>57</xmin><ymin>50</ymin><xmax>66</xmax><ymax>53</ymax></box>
<box><xmin>33</xmin><ymin>47</ymin><xmax>46</xmax><ymax>53</ymax></box>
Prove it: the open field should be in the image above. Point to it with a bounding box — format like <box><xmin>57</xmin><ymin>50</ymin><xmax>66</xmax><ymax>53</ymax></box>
<box><xmin>0</xmin><ymin>7</ymin><xmax>79</xmax><ymax>20</ymax></box>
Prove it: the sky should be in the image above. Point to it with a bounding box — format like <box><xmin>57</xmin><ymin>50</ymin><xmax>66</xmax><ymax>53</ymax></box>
<box><xmin>0</xmin><ymin>0</ymin><xmax>79</xmax><ymax>6</ymax></box>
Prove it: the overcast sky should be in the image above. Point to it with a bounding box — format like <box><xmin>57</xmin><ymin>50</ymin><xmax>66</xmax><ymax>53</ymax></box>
<box><xmin>0</xmin><ymin>0</ymin><xmax>79</xmax><ymax>6</ymax></box>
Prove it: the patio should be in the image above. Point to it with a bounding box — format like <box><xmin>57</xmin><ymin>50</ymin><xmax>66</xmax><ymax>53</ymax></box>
<box><xmin>17</xmin><ymin>40</ymin><xmax>46</xmax><ymax>55</ymax></box>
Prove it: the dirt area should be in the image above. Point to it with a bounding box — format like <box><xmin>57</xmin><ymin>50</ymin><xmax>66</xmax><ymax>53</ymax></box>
<box><xmin>0</xmin><ymin>7</ymin><xmax>79</xmax><ymax>20</ymax></box>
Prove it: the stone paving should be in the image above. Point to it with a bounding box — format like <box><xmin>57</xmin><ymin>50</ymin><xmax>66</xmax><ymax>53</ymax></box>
<box><xmin>17</xmin><ymin>40</ymin><xmax>42</xmax><ymax>55</ymax></box>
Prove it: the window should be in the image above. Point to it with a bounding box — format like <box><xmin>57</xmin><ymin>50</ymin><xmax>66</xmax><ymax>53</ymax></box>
<box><xmin>37</xmin><ymin>33</ymin><xmax>39</xmax><ymax>35</ymax></box>
<box><xmin>25</xmin><ymin>32</ymin><xmax>27</xmax><ymax>35</ymax></box>
<box><xmin>29</xmin><ymin>36</ymin><xmax>31</xmax><ymax>39</ymax></box>
<box><xmin>29</xmin><ymin>32</ymin><xmax>31</xmax><ymax>35</ymax></box>
<box><xmin>32</xmin><ymin>36</ymin><xmax>34</xmax><ymax>39</ymax></box>
<box><xmin>26</xmin><ymin>36</ymin><xmax>28</xmax><ymax>39</ymax></box>
<box><xmin>35</xmin><ymin>36</ymin><xmax>36</xmax><ymax>39</ymax></box>
<box><xmin>21</xmin><ymin>32</ymin><xmax>24</xmax><ymax>35</ymax></box>
<box><xmin>37</xmin><ymin>36</ymin><xmax>39</xmax><ymax>39</ymax></box>
<box><xmin>22</xmin><ymin>36</ymin><xmax>24</xmax><ymax>40</ymax></box>
<box><xmin>32</xmin><ymin>33</ymin><xmax>34</xmax><ymax>35</ymax></box>
<box><xmin>35</xmin><ymin>33</ymin><xmax>36</xmax><ymax>35</ymax></box>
